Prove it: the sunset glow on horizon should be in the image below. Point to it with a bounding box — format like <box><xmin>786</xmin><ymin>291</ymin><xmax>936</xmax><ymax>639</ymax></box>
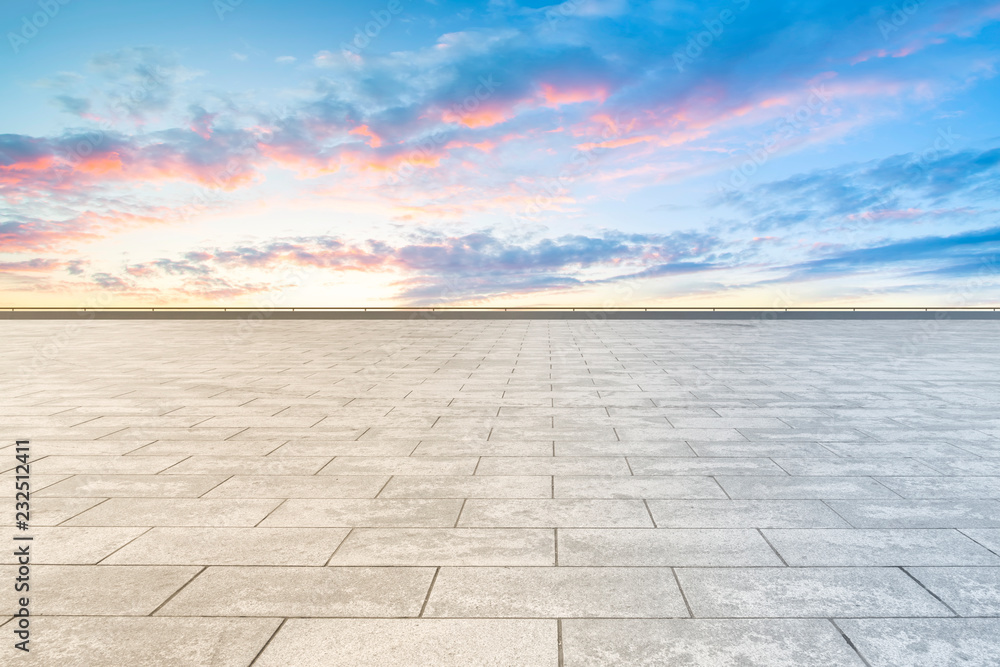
<box><xmin>2</xmin><ymin>0</ymin><xmax>1000</xmax><ymax>307</ymax></box>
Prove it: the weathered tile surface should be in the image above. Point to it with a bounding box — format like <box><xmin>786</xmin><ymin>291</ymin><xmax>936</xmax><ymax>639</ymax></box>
<box><xmin>558</xmin><ymin>528</ymin><xmax>783</xmax><ymax>566</ymax></box>
<box><xmin>762</xmin><ymin>528</ymin><xmax>1000</xmax><ymax>566</ymax></box>
<box><xmin>12</xmin><ymin>617</ymin><xmax>280</xmax><ymax>666</ymax></box>
<box><xmin>4</xmin><ymin>319</ymin><xmax>1000</xmax><ymax>664</ymax></box>
<box><xmin>158</xmin><ymin>566</ymin><xmax>435</xmax><ymax>617</ymax></box>
<box><xmin>906</xmin><ymin>567</ymin><xmax>1000</xmax><ymax>615</ymax></box>
<box><xmin>676</xmin><ymin>567</ymin><xmax>952</xmax><ymax>617</ymax></box>
<box><xmin>562</xmin><ymin>619</ymin><xmax>867</xmax><ymax>666</ymax></box>
<box><xmin>254</xmin><ymin>619</ymin><xmax>558</xmax><ymax>666</ymax></box>
<box><xmin>0</xmin><ymin>565</ymin><xmax>199</xmax><ymax>615</ymax></box>
<box><xmin>648</xmin><ymin>500</ymin><xmax>851</xmax><ymax>528</ymax></box>
<box><xmin>101</xmin><ymin>527</ymin><xmax>351</xmax><ymax>565</ymax></box>
<box><xmin>457</xmin><ymin>499</ymin><xmax>653</xmax><ymax>527</ymax></box>
<box><xmin>838</xmin><ymin>618</ymin><xmax>1000</xmax><ymax>667</ymax></box>
<box><xmin>425</xmin><ymin>566</ymin><xmax>687</xmax><ymax>618</ymax></box>
<box><xmin>328</xmin><ymin>528</ymin><xmax>555</xmax><ymax>566</ymax></box>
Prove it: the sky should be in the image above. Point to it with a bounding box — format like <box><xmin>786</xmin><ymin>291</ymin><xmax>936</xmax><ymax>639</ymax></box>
<box><xmin>1</xmin><ymin>0</ymin><xmax>999</xmax><ymax>307</ymax></box>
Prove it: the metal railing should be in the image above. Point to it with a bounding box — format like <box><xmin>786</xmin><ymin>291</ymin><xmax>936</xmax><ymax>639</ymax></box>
<box><xmin>2</xmin><ymin>307</ymin><xmax>998</xmax><ymax>312</ymax></box>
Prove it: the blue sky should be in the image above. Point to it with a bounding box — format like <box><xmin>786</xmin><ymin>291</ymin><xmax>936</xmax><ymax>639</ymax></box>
<box><xmin>1</xmin><ymin>0</ymin><xmax>999</xmax><ymax>306</ymax></box>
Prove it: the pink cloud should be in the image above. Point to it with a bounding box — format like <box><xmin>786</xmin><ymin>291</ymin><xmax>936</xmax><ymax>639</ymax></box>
<box><xmin>349</xmin><ymin>124</ymin><xmax>383</xmax><ymax>148</ymax></box>
<box><xmin>0</xmin><ymin>258</ymin><xmax>73</xmax><ymax>273</ymax></box>
<box><xmin>537</xmin><ymin>83</ymin><xmax>608</xmax><ymax>108</ymax></box>
<box><xmin>441</xmin><ymin>106</ymin><xmax>518</xmax><ymax>129</ymax></box>
<box><xmin>0</xmin><ymin>132</ymin><xmax>266</xmax><ymax>195</ymax></box>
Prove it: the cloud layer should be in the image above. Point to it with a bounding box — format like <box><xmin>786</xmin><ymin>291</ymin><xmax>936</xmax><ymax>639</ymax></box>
<box><xmin>2</xmin><ymin>0</ymin><xmax>1000</xmax><ymax>305</ymax></box>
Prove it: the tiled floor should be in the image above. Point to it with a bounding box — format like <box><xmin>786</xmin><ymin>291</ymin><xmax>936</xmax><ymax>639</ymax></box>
<box><xmin>3</xmin><ymin>318</ymin><xmax>1000</xmax><ymax>665</ymax></box>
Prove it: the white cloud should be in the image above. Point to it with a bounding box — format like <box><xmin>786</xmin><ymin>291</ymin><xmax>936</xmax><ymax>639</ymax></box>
<box><xmin>313</xmin><ymin>50</ymin><xmax>337</xmax><ymax>67</ymax></box>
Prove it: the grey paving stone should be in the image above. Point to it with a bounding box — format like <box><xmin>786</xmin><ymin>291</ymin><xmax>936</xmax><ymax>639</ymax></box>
<box><xmin>906</xmin><ymin>567</ymin><xmax>1000</xmax><ymax>615</ymax></box>
<box><xmin>162</xmin><ymin>456</ymin><xmax>332</xmax><ymax>475</ymax></box>
<box><xmin>9</xmin><ymin>320</ymin><xmax>1000</xmax><ymax>664</ymax></box>
<box><xmin>676</xmin><ymin>567</ymin><xmax>952</xmax><ymax>617</ymax></box>
<box><xmin>648</xmin><ymin>500</ymin><xmax>850</xmax><ymax>528</ymax></box>
<box><xmin>620</xmin><ymin>428</ymin><xmax>746</xmax><ymax>442</ymax></box>
<box><xmin>716</xmin><ymin>476</ymin><xmax>900</xmax><ymax>499</ymax></box>
<box><xmin>63</xmin><ymin>498</ymin><xmax>282</xmax><ymax>527</ymax></box>
<box><xmin>559</xmin><ymin>529</ymin><xmax>782</xmax><ymax>566</ymax></box>
<box><xmin>158</xmin><ymin>566</ymin><xmax>435</xmax><ymax>617</ymax></box>
<box><xmin>689</xmin><ymin>443</ymin><xmax>838</xmax><ymax>457</ymax></box>
<box><xmin>19</xmin><ymin>616</ymin><xmax>280</xmax><ymax>666</ymax></box>
<box><xmin>29</xmin><ymin>497</ymin><xmax>107</xmax><ymax>525</ymax></box>
<box><xmin>232</xmin><ymin>427</ymin><xmax>369</xmax><ymax>441</ymax></box>
<box><xmin>8</xmin><ymin>427</ymin><xmax>128</xmax><ymax>440</ymax></box>
<box><xmin>30</xmin><ymin>455</ymin><xmax>185</xmax><ymax>474</ymax></box>
<box><xmin>1</xmin><ymin>527</ymin><xmax>147</xmax><ymax>564</ymax></box>
<box><xmin>270</xmin><ymin>441</ymin><xmax>419</xmax><ymax>456</ymax></box>
<box><xmin>738</xmin><ymin>428</ymin><xmax>870</xmax><ymax>442</ymax></box>
<box><xmin>773</xmin><ymin>458</ymin><xmax>942</xmax><ymax>476</ymax></box>
<box><xmin>876</xmin><ymin>477</ymin><xmax>1000</xmax><ymax>499</ymax></box>
<box><xmin>328</xmin><ymin>528</ymin><xmax>555</xmax><ymax>565</ymax></box>
<box><xmin>959</xmin><ymin>528</ymin><xmax>1000</xmax><ymax>554</ymax></box>
<box><xmin>0</xmin><ymin>565</ymin><xmax>199</xmax><ymax>616</ymax></box>
<box><xmin>101</xmin><ymin>527</ymin><xmax>350</xmax><ymax>565</ymax></box>
<box><xmin>36</xmin><ymin>474</ymin><xmax>229</xmax><ymax>498</ymax></box>
<box><xmin>670</xmin><ymin>417</ymin><xmax>791</xmax><ymax>429</ymax></box>
<box><xmin>837</xmin><ymin>618</ymin><xmax>1000</xmax><ymax>667</ymax></box>
<box><xmin>924</xmin><ymin>458</ymin><xmax>1000</xmax><ymax>476</ymax></box>
<box><xmin>629</xmin><ymin>457</ymin><xmax>787</xmax><ymax>476</ymax></box>
<box><xmin>411</xmin><ymin>441</ymin><xmax>554</xmax><ymax>456</ymax></box>
<box><xmin>475</xmin><ymin>456</ymin><xmax>632</xmax><ymax>476</ymax></box>
<box><xmin>554</xmin><ymin>476</ymin><xmax>728</xmax><ymax>499</ymax></box>
<box><xmin>823</xmin><ymin>443</ymin><xmax>977</xmax><ymax>458</ymax></box>
<box><xmin>458</xmin><ymin>499</ymin><xmax>653</xmax><ymax>527</ymax></box>
<box><xmin>825</xmin><ymin>500</ymin><xmax>1000</xmax><ymax>528</ymax></box>
<box><xmin>870</xmin><ymin>430</ymin><xmax>997</xmax><ymax>445</ymax></box>
<box><xmin>254</xmin><ymin>619</ymin><xmax>558</xmax><ymax>666</ymax></box>
<box><xmin>127</xmin><ymin>440</ymin><xmax>288</xmax><ymax>456</ymax></box>
<box><xmin>424</xmin><ymin>567</ymin><xmax>688</xmax><ymax>618</ymax></box>
<box><xmin>15</xmin><ymin>440</ymin><xmax>153</xmax><ymax>455</ymax></box>
<box><xmin>379</xmin><ymin>475</ymin><xmax>552</xmax><ymax>498</ymax></box>
<box><xmin>203</xmin><ymin>475</ymin><xmax>389</xmax><ymax>498</ymax></box>
<box><xmin>943</xmin><ymin>443</ymin><xmax>1000</xmax><ymax>458</ymax></box>
<box><xmin>317</xmin><ymin>456</ymin><xmax>479</xmax><ymax>475</ymax></box>
<box><xmin>763</xmin><ymin>529</ymin><xmax>1000</xmax><ymax>566</ymax></box>
<box><xmin>82</xmin><ymin>416</ymin><xmax>217</xmax><ymax>428</ymax></box>
<box><xmin>260</xmin><ymin>498</ymin><xmax>464</xmax><ymax>527</ymax></box>
<box><xmin>101</xmin><ymin>427</ymin><xmax>249</xmax><ymax>441</ymax></box>
<box><xmin>562</xmin><ymin>619</ymin><xmax>867</xmax><ymax>666</ymax></box>
<box><xmin>556</xmin><ymin>441</ymin><xmax>697</xmax><ymax>456</ymax></box>
<box><xmin>0</xmin><ymin>472</ymin><xmax>72</xmax><ymax>491</ymax></box>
